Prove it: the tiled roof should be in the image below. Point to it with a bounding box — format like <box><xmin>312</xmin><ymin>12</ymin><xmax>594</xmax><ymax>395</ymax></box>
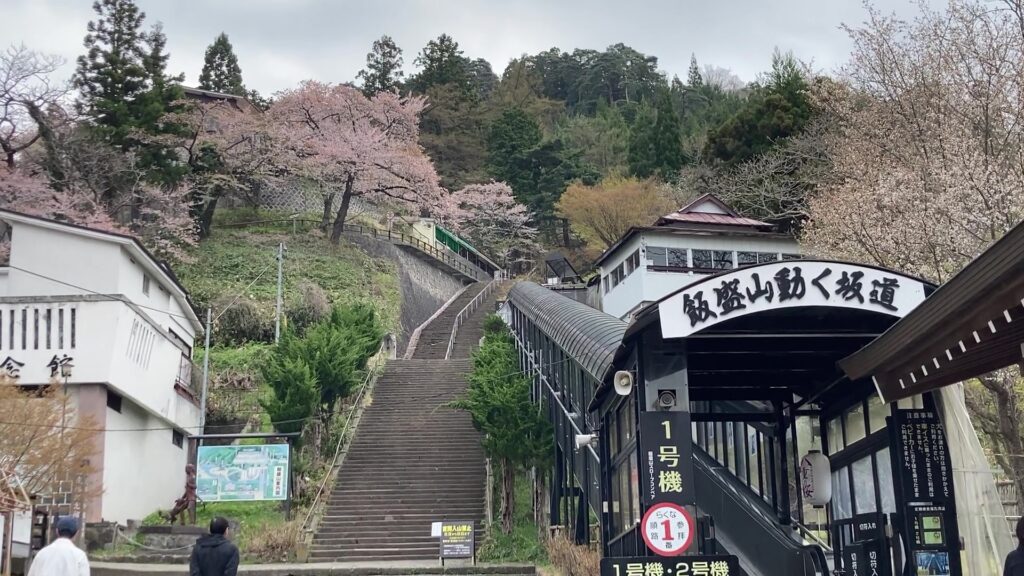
<box><xmin>658</xmin><ymin>211</ymin><xmax>772</xmax><ymax>227</ymax></box>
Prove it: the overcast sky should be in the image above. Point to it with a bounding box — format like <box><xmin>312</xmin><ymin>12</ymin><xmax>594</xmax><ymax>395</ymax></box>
<box><xmin>3</xmin><ymin>0</ymin><xmax>943</xmax><ymax>96</ymax></box>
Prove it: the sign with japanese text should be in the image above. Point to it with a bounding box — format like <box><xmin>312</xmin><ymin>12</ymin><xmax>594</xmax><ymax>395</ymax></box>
<box><xmin>641</xmin><ymin>502</ymin><xmax>694</xmax><ymax>556</ymax></box>
<box><xmin>657</xmin><ymin>261</ymin><xmax>927</xmax><ymax>339</ymax></box>
<box><xmin>196</xmin><ymin>444</ymin><xmax>289</xmax><ymax>502</ymax></box>
<box><xmin>890</xmin><ymin>410</ymin><xmax>953</xmax><ymax>503</ymax></box>
<box><xmin>600</xmin><ymin>555</ymin><xmax>739</xmax><ymax>576</ymax></box>
<box><xmin>639</xmin><ymin>411</ymin><xmax>694</xmax><ymax>506</ymax></box>
<box><xmin>888</xmin><ymin>409</ymin><xmax>962</xmax><ymax>576</ymax></box>
<box><xmin>439</xmin><ymin>521</ymin><xmax>474</xmax><ymax>558</ymax></box>
<box><xmin>842</xmin><ymin>541</ymin><xmax>886</xmax><ymax>576</ymax></box>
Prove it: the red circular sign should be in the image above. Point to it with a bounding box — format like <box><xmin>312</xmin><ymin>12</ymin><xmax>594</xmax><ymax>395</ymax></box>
<box><xmin>641</xmin><ymin>502</ymin><xmax>695</xmax><ymax>556</ymax></box>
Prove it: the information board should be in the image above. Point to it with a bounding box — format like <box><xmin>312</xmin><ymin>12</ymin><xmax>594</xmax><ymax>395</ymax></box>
<box><xmin>891</xmin><ymin>409</ymin><xmax>952</xmax><ymax>502</ymax></box>
<box><xmin>196</xmin><ymin>444</ymin><xmax>289</xmax><ymax>502</ymax></box>
<box><xmin>600</xmin><ymin>555</ymin><xmax>739</xmax><ymax>576</ymax></box>
<box><xmin>888</xmin><ymin>408</ymin><xmax>961</xmax><ymax>576</ymax></box>
<box><xmin>439</xmin><ymin>521</ymin><xmax>474</xmax><ymax>558</ymax></box>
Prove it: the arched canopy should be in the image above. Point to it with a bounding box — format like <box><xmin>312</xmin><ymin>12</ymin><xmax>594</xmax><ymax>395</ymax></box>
<box><xmin>648</xmin><ymin>260</ymin><xmax>933</xmax><ymax>340</ymax></box>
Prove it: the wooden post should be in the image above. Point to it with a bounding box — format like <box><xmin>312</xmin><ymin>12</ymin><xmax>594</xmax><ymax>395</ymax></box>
<box><xmin>2</xmin><ymin>511</ymin><xmax>13</xmax><ymax>576</ymax></box>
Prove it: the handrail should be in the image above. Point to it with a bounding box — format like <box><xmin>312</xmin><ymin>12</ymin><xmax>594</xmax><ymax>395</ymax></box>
<box><xmin>445</xmin><ymin>278</ymin><xmax>499</xmax><ymax>359</ymax></box>
<box><xmin>404</xmin><ymin>284</ymin><xmax>472</xmax><ymax>359</ymax></box>
<box><xmin>301</xmin><ymin>343</ymin><xmax>385</xmax><ymax>534</ymax></box>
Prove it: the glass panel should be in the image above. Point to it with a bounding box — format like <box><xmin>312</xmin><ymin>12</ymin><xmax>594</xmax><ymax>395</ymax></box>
<box><xmin>832</xmin><ymin>468</ymin><xmax>852</xmax><ymax>520</ymax></box>
<box><xmin>667</xmin><ymin>248</ymin><xmax>688</xmax><ymax>267</ymax></box>
<box><xmin>612</xmin><ymin>464</ymin><xmax>623</xmax><ymax>531</ymax></box>
<box><xmin>726</xmin><ymin>423</ymin><xmax>737</xmax><ymax>474</ymax></box>
<box><xmin>782</xmin><ymin>253</ymin><xmax>801</xmax><ymax>260</ymax></box>
<box><xmin>852</xmin><ymin>456</ymin><xmax>877</xmax><ymax>513</ymax></box>
<box><xmin>876</xmin><ymin>449</ymin><xmax>897</xmax><ymax>513</ymax></box>
<box><xmin>625</xmin><ymin>255</ymin><xmax>634</xmax><ymax>274</ymax></box>
<box><xmin>713</xmin><ymin>251</ymin><xmax>734</xmax><ymax>269</ymax></box>
<box><xmin>748</xmin><ymin>427</ymin><xmax>761</xmax><ymax>494</ymax></box>
<box><xmin>897</xmin><ymin>396</ymin><xmax>915</xmax><ymax>410</ymax></box>
<box><xmin>692</xmin><ymin>249</ymin><xmax>712</xmax><ymax>269</ymax></box>
<box><xmin>630</xmin><ymin>452</ymin><xmax>641</xmax><ymax>525</ymax></box>
<box><xmin>738</xmin><ymin>251</ymin><xmax>758</xmax><ymax>266</ymax></box>
<box><xmin>868</xmin><ymin>394</ymin><xmax>890</xmax><ymax>434</ymax></box>
<box><xmin>845</xmin><ymin>402</ymin><xmax>867</xmax><ymax>446</ymax></box>
<box><xmin>827</xmin><ymin>417</ymin><xmax>844</xmax><ymax>453</ymax></box>
<box><xmin>734</xmin><ymin>423</ymin><xmax>747</xmax><ymax>480</ymax></box>
<box><xmin>618</xmin><ymin>463</ymin><xmax>630</xmax><ymax>529</ymax></box>
<box><xmin>757</xmin><ymin>252</ymin><xmax>779</xmax><ymax>263</ymax></box>
<box><xmin>647</xmin><ymin>246</ymin><xmax>667</xmax><ymax>266</ymax></box>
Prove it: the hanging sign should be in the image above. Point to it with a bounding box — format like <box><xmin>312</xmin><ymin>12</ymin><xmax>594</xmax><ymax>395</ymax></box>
<box><xmin>639</xmin><ymin>411</ymin><xmax>694</xmax><ymax>506</ymax></box>
<box><xmin>640</xmin><ymin>502</ymin><xmax>694</xmax><ymax>556</ymax></box>
<box><xmin>658</xmin><ymin>261</ymin><xmax>928</xmax><ymax>339</ymax></box>
<box><xmin>600</xmin><ymin>555</ymin><xmax>739</xmax><ymax>576</ymax></box>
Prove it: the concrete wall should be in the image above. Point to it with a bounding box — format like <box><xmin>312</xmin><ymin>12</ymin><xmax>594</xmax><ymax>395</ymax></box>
<box><xmin>102</xmin><ymin>397</ymin><xmax>188</xmax><ymax>523</ymax></box>
<box><xmin>343</xmin><ymin>235</ymin><xmax>465</xmax><ymax>353</ymax></box>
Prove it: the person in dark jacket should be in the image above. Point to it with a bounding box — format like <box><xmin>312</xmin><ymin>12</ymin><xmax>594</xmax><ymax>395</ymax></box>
<box><xmin>190</xmin><ymin>517</ymin><xmax>239</xmax><ymax>576</ymax></box>
<box><xmin>1005</xmin><ymin>516</ymin><xmax>1024</xmax><ymax>576</ymax></box>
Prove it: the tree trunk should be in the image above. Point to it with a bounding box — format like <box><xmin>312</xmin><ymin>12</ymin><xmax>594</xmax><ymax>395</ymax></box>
<box><xmin>329</xmin><ymin>176</ymin><xmax>356</xmax><ymax>244</ymax></box>
<box><xmin>198</xmin><ymin>195</ymin><xmax>219</xmax><ymax>239</ymax></box>
<box><xmin>501</xmin><ymin>458</ymin><xmax>515</xmax><ymax>534</ymax></box>
<box><xmin>971</xmin><ymin>371</ymin><xmax>1024</xmax><ymax>512</ymax></box>
<box><xmin>320</xmin><ymin>186</ymin><xmax>335</xmax><ymax>233</ymax></box>
<box><xmin>561</xmin><ymin>218</ymin><xmax>571</xmax><ymax>247</ymax></box>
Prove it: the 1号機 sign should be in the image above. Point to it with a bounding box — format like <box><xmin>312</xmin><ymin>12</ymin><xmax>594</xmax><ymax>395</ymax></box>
<box><xmin>196</xmin><ymin>444</ymin><xmax>289</xmax><ymax>502</ymax></box>
<box><xmin>658</xmin><ymin>261</ymin><xmax>928</xmax><ymax>339</ymax></box>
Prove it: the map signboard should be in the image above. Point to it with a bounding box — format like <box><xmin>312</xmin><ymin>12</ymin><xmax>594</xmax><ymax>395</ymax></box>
<box><xmin>196</xmin><ymin>444</ymin><xmax>289</xmax><ymax>502</ymax></box>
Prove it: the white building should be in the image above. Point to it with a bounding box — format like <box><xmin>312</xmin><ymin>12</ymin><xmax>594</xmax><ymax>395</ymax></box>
<box><xmin>0</xmin><ymin>210</ymin><xmax>203</xmax><ymax>524</ymax></box>
<box><xmin>596</xmin><ymin>194</ymin><xmax>801</xmax><ymax>320</ymax></box>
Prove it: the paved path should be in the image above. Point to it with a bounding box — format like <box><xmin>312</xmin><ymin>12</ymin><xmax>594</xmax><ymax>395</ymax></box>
<box><xmin>91</xmin><ymin>560</ymin><xmax>535</xmax><ymax>575</ymax></box>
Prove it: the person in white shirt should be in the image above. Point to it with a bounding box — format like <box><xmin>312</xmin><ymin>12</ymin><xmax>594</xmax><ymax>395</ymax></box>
<box><xmin>28</xmin><ymin>516</ymin><xmax>89</xmax><ymax>576</ymax></box>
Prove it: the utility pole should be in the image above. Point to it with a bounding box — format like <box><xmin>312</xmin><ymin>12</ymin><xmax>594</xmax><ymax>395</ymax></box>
<box><xmin>275</xmin><ymin>242</ymin><xmax>285</xmax><ymax>343</ymax></box>
<box><xmin>199</xmin><ymin>308</ymin><xmax>212</xmax><ymax>432</ymax></box>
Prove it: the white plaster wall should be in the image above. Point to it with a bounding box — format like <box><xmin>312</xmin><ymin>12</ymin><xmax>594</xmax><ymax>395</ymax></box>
<box><xmin>114</xmin><ymin>248</ymin><xmax>197</xmax><ymax>342</ymax></box>
<box><xmin>7</xmin><ymin>226</ymin><xmax>122</xmax><ymax>296</ymax></box>
<box><xmin>102</xmin><ymin>399</ymin><xmax>187</xmax><ymax>522</ymax></box>
<box><xmin>598</xmin><ymin>235</ymin><xmax>645</xmax><ymax>320</ymax></box>
<box><xmin>0</xmin><ymin>269</ymin><xmax>9</xmax><ymax>295</ymax></box>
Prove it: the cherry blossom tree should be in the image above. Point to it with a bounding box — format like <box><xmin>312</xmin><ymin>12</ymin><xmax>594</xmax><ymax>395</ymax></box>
<box><xmin>0</xmin><ymin>44</ymin><xmax>66</xmax><ymax>169</ymax></box>
<box><xmin>801</xmin><ymin>0</ymin><xmax>1024</xmax><ymax>507</ymax></box>
<box><xmin>156</xmin><ymin>97</ymin><xmax>276</xmax><ymax>237</ymax></box>
<box><xmin>442</xmin><ymin>181</ymin><xmax>538</xmax><ymax>268</ymax></box>
<box><xmin>269</xmin><ymin>81</ymin><xmax>442</xmax><ymax>243</ymax></box>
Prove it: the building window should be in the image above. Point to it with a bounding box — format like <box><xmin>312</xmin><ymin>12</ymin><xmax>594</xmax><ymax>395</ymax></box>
<box><xmin>603</xmin><ymin>276</ymin><xmax>610</xmax><ymax>294</ymax></box>
<box><xmin>142</xmin><ymin>275</ymin><xmax>151</xmax><ymax>296</ymax></box>
<box><xmin>172</xmin><ymin>430</ymin><xmax>184</xmax><ymax>448</ymax></box>
<box><xmin>782</xmin><ymin>253</ymin><xmax>801</xmax><ymax>260</ymax></box>
<box><xmin>107</xmin><ymin>391</ymin><xmax>123</xmax><ymax>413</ymax></box>
<box><xmin>758</xmin><ymin>252</ymin><xmax>779</xmax><ymax>264</ymax></box>
<box><xmin>738</xmin><ymin>252</ymin><xmax>759</xmax><ymax>266</ymax></box>
<box><xmin>667</xmin><ymin>248</ymin><xmax>688</xmax><ymax>268</ymax></box>
<box><xmin>691</xmin><ymin>250</ymin><xmax>713</xmax><ymax>269</ymax></box>
<box><xmin>609</xmin><ymin>393</ymin><xmax>638</xmax><ymax>537</ymax></box>
<box><xmin>647</xmin><ymin>246</ymin><xmax>667</xmax><ymax>266</ymax></box>
<box><xmin>630</xmin><ymin>250</ymin><xmax>641</xmax><ymax>272</ymax></box>
<box><xmin>713</xmin><ymin>251</ymin><xmax>733</xmax><ymax>269</ymax></box>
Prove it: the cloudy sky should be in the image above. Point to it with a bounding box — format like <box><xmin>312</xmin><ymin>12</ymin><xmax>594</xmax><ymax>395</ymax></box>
<box><xmin>3</xmin><ymin>0</ymin><xmax>942</xmax><ymax>96</ymax></box>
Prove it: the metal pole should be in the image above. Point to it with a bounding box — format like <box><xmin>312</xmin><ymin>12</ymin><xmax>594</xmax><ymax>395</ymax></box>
<box><xmin>199</xmin><ymin>308</ymin><xmax>212</xmax><ymax>433</ymax></box>
<box><xmin>274</xmin><ymin>242</ymin><xmax>284</xmax><ymax>343</ymax></box>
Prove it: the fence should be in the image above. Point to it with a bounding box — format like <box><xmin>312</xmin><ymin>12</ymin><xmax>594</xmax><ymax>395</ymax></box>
<box><xmin>217</xmin><ymin>217</ymin><xmax>493</xmax><ymax>283</ymax></box>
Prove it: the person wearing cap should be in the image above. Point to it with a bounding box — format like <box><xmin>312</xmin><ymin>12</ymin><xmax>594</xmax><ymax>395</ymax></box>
<box><xmin>190</xmin><ymin>516</ymin><xmax>239</xmax><ymax>576</ymax></box>
<box><xmin>28</xmin><ymin>516</ymin><xmax>90</xmax><ymax>576</ymax></box>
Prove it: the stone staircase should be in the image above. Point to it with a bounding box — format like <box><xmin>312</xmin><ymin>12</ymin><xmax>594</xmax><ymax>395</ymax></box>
<box><xmin>310</xmin><ymin>282</ymin><xmax>498</xmax><ymax>562</ymax></box>
<box><xmin>411</xmin><ymin>282</ymin><xmax>487</xmax><ymax>360</ymax></box>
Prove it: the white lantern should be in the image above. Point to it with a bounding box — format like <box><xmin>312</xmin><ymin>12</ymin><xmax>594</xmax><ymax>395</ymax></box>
<box><xmin>799</xmin><ymin>450</ymin><xmax>832</xmax><ymax>507</ymax></box>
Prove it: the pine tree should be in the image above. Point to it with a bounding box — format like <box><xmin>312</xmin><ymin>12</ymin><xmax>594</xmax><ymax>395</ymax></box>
<box><xmin>357</xmin><ymin>35</ymin><xmax>404</xmax><ymax>96</ymax></box>
<box><xmin>408</xmin><ymin>34</ymin><xmax>470</xmax><ymax>94</ymax></box>
<box><xmin>74</xmin><ymin>0</ymin><xmax>151</xmax><ymax>144</ymax></box>
<box><xmin>651</xmin><ymin>89</ymin><xmax>684</xmax><ymax>176</ymax></box>
<box><xmin>628</xmin><ymin>103</ymin><xmax>656</xmax><ymax>177</ymax></box>
<box><xmin>687</xmin><ymin>54</ymin><xmax>703</xmax><ymax>88</ymax></box>
<box><xmin>198</xmin><ymin>33</ymin><xmax>246</xmax><ymax>96</ymax></box>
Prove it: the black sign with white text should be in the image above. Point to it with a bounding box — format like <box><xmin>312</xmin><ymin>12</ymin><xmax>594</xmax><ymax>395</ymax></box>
<box><xmin>639</xmin><ymin>411</ymin><xmax>694</xmax><ymax>507</ymax></box>
<box><xmin>600</xmin><ymin>555</ymin><xmax>739</xmax><ymax>576</ymax></box>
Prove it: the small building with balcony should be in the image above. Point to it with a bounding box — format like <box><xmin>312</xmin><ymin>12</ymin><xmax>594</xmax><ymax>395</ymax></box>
<box><xmin>595</xmin><ymin>194</ymin><xmax>801</xmax><ymax>321</ymax></box>
<box><xmin>0</xmin><ymin>210</ymin><xmax>203</xmax><ymax>524</ymax></box>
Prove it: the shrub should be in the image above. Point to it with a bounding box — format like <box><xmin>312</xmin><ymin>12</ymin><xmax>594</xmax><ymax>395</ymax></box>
<box><xmin>545</xmin><ymin>533</ymin><xmax>600</xmax><ymax>576</ymax></box>
<box><xmin>215</xmin><ymin>298</ymin><xmax>274</xmax><ymax>345</ymax></box>
<box><xmin>286</xmin><ymin>281</ymin><xmax>330</xmax><ymax>336</ymax></box>
<box><xmin>260</xmin><ymin>353</ymin><xmax>318</xmax><ymax>435</ymax></box>
<box><xmin>483</xmin><ymin>313</ymin><xmax>506</xmax><ymax>335</ymax></box>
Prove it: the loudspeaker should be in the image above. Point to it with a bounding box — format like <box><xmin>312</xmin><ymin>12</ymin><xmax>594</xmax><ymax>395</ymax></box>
<box><xmin>613</xmin><ymin>370</ymin><xmax>634</xmax><ymax>396</ymax></box>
